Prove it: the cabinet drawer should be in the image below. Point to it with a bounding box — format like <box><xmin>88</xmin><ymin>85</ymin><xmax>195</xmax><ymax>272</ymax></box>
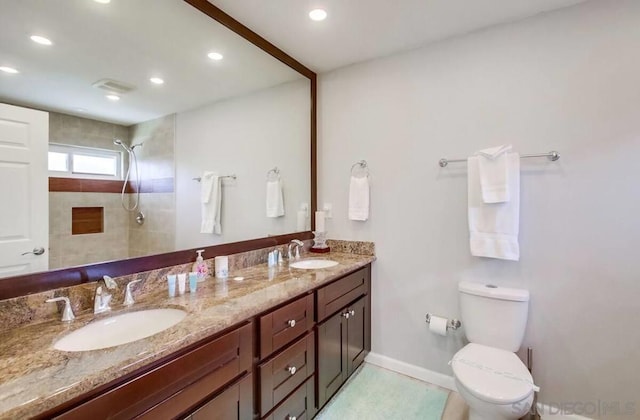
<box><xmin>56</xmin><ymin>322</ymin><xmax>253</xmax><ymax>420</ymax></box>
<box><xmin>263</xmin><ymin>377</ymin><xmax>315</xmax><ymax>420</ymax></box>
<box><xmin>259</xmin><ymin>332</ymin><xmax>315</xmax><ymax>416</ymax></box>
<box><xmin>189</xmin><ymin>373</ymin><xmax>253</xmax><ymax>420</ymax></box>
<box><xmin>260</xmin><ymin>294</ymin><xmax>314</xmax><ymax>359</ymax></box>
<box><xmin>317</xmin><ymin>267</ymin><xmax>369</xmax><ymax>322</ymax></box>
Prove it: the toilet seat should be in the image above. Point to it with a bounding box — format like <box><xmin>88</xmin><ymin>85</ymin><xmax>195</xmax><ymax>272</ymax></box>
<box><xmin>451</xmin><ymin>343</ymin><xmax>536</xmax><ymax>405</ymax></box>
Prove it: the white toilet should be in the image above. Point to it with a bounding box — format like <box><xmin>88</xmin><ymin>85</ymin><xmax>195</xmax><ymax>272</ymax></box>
<box><xmin>451</xmin><ymin>281</ymin><xmax>538</xmax><ymax>420</ymax></box>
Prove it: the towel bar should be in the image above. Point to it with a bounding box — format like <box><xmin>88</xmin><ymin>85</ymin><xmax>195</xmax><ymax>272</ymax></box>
<box><xmin>439</xmin><ymin>151</ymin><xmax>560</xmax><ymax>168</ymax></box>
<box><xmin>192</xmin><ymin>175</ymin><xmax>237</xmax><ymax>182</ymax></box>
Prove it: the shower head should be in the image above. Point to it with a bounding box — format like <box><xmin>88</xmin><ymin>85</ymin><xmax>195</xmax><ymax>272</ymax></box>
<box><xmin>113</xmin><ymin>138</ymin><xmax>132</xmax><ymax>152</ymax></box>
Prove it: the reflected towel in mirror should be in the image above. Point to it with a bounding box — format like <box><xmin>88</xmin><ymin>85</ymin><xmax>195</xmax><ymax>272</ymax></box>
<box><xmin>266</xmin><ymin>179</ymin><xmax>285</xmax><ymax>218</ymax></box>
<box><xmin>201</xmin><ymin>171</ymin><xmax>222</xmax><ymax>234</ymax></box>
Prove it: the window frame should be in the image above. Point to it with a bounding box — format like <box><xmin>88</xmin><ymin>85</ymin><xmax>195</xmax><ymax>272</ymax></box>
<box><xmin>48</xmin><ymin>143</ymin><xmax>124</xmax><ymax>180</ymax></box>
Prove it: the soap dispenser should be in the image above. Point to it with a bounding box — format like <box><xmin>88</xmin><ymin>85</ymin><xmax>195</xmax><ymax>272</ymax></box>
<box><xmin>193</xmin><ymin>249</ymin><xmax>208</xmax><ymax>282</ymax></box>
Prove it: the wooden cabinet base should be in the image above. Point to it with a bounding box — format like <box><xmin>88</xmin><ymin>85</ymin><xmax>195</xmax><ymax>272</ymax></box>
<box><xmin>263</xmin><ymin>377</ymin><xmax>315</xmax><ymax>420</ymax></box>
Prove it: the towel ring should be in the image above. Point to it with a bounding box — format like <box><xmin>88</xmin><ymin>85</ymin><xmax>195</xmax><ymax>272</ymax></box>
<box><xmin>266</xmin><ymin>167</ymin><xmax>280</xmax><ymax>181</ymax></box>
<box><xmin>351</xmin><ymin>160</ymin><xmax>369</xmax><ymax>177</ymax></box>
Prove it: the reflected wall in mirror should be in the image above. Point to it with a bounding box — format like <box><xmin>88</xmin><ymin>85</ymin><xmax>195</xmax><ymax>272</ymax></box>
<box><xmin>0</xmin><ymin>0</ymin><xmax>311</xmax><ymax>278</ymax></box>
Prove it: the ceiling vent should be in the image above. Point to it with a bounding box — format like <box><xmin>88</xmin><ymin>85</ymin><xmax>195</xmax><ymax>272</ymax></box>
<box><xmin>92</xmin><ymin>79</ymin><xmax>136</xmax><ymax>95</ymax></box>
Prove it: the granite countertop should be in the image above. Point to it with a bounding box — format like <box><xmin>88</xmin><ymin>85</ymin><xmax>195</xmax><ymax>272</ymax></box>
<box><xmin>0</xmin><ymin>252</ymin><xmax>374</xmax><ymax>419</ymax></box>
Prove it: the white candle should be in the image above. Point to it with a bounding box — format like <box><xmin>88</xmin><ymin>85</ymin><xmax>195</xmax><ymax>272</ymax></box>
<box><xmin>315</xmin><ymin>211</ymin><xmax>325</xmax><ymax>232</ymax></box>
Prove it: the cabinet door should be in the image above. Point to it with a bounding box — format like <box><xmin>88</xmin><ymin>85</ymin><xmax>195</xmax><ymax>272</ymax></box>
<box><xmin>317</xmin><ymin>310</ymin><xmax>347</xmax><ymax>408</ymax></box>
<box><xmin>346</xmin><ymin>297</ymin><xmax>367</xmax><ymax>375</ymax></box>
<box><xmin>190</xmin><ymin>373</ymin><xmax>253</xmax><ymax>420</ymax></box>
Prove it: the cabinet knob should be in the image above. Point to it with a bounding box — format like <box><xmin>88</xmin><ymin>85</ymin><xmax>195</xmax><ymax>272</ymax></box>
<box><xmin>342</xmin><ymin>312</ymin><xmax>350</xmax><ymax>319</ymax></box>
<box><xmin>287</xmin><ymin>366</ymin><xmax>297</xmax><ymax>375</ymax></box>
<box><xmin>287</xmin><ymin>319</ymin><xmax>296</xmax><ymax>328</ymax></box>
<box><xmin>287</xmin><ymin>416</ymin><xmax>297</xmax><ymax>420</ymax></box>
<box><xmin>349</xmin><ymin>309</ymin><xmax>355</xmax><ymax>317</ymax></box>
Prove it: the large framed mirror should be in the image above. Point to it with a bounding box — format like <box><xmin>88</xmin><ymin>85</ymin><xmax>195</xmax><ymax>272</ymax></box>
<box><xmin>0</xmin><ymin>0</ymin><xmax>316</xmax><ymax>299</ymax></box>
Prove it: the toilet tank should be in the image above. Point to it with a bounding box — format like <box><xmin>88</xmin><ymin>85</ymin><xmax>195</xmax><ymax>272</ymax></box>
<box><xmin>459</xmin><ymin>281</ymin><xmax>530</xmax><ymax>352</ymax></box>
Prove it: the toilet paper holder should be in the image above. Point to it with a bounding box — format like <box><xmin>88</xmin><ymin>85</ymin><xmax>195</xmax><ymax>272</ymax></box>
<box><xmin>425</xmin><ymin>313</ymin><xmax>461</xmax><ymax>331</ymax></box>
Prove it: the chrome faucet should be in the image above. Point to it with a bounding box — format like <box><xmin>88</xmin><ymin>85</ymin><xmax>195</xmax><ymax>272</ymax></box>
<box><xmin>46</xmin><ymin>296</ymin><xmax>75</xmax><ymax>322</ymax></box>
<box><xmin>287</xmin><ymin>239</ymin><xmax>304</xmax><ymax>260</ymax></box>
<box><xmin>123</xmin><ymin>279</ymin><xmax>142</xmax><ymax>306</ymax></box>
<box><xmin>94</xmin><ymin>275</ymin><xmax>117</xmax><ymax>314</ymax></box>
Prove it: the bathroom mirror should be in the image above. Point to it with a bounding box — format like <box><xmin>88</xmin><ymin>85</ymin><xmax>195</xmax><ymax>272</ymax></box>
<box><xmin>0</xmin><ymin>0</ymin><xmax>314</xmax><ymax>287</ymax></box>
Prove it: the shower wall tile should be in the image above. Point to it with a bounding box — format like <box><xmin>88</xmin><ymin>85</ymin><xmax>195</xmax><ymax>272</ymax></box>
<box><xmin>49</xmin><ymin>193</ymin><xmax>130</xmax><ymax>269</ymax></box>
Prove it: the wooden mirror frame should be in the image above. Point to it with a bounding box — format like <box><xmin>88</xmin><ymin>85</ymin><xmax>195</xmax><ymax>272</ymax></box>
<box><xmin>0</xmin><ymin>0</ymin><xmax>317</xmax><ymax>300</ymax></box>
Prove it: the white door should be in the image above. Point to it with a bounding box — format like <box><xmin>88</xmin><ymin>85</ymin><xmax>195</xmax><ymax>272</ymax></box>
<box><xmin>0</xmin><ymin>103</ymin><xmax>49</xmax><ymax>278</ymax></box>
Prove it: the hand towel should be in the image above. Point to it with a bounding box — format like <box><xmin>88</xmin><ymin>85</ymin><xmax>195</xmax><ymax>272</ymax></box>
<box><xmin>266</xmin><ymin>179</ymin><xmax>285</xmax><ymax>218</ymax></box>
<box><xmin>200</xmin><ymin>172</ymin><xmax>222</xmax><ymax>234</ymax></box>
<box><xmin>476</xmin><ymin>144</ymin><xmax>512</xmax><ymax>203</ymax></box>
<box><xmin>349</xmin><ymin>175</ymin><xmax>370</xmax><ymax>221</ymax></box>
<box><xmin>468</xmin><ymin>153</ymin><xmax>520</xmax><ymax>261</ymax></box>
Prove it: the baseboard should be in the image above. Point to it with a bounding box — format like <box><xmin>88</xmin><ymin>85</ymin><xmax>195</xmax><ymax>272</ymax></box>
<box><xmin>364</xmin><ymin>352</ymin><xmax>457</xmax><ymax>391</ymax></box>
<box><xmin>536</xmin><ymin>403</ymin><xmax>594</xmax><ymax>420</ymax></box>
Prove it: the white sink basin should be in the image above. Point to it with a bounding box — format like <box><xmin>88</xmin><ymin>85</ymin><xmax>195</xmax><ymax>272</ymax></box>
<box><xmin>54</xmin><ymin>308</ymin><xmax>187</xmax><ymax>352</ymax></box>
<box><xmin>290</xmin><ymin>259</ymin><xmax>339</xmax><ymax>270</ymax></box>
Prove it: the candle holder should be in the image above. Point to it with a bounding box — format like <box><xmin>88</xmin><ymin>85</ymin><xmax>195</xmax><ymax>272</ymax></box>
<box><xmin>310</xmin><ymin>231</ymin><xmax>331</xmax><ymax>254</ymax></box>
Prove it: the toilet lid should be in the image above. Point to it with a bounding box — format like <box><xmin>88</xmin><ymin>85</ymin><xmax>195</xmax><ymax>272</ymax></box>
<box><xmin>451</xmin><ymin>343</ymin><xmax>534</xmax><ymax>404</ymax></box>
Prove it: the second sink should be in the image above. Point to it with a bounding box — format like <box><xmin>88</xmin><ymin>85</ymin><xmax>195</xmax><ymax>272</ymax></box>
<box><xmin>54</xmin><ymin>308</ymin><xmax>187</xmax><ymax>352</ymax></box>
<box><xmin>290</xmin><ymin>259</ymin><xmax>339</xmax><ymax>269</ymax></box>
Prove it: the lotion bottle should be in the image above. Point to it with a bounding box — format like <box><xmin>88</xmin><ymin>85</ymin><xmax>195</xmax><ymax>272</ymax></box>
<box><xmin>193</xmin><ymin>249</ymin><xmax>208</xmax><ymax>282</ymax></box>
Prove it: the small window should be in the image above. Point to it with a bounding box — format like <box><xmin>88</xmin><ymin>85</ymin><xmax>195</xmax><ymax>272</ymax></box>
<box><xmin>48</xmin><ymin>144</ymin><xmax>122</xmax><ymax>179</ymax></box>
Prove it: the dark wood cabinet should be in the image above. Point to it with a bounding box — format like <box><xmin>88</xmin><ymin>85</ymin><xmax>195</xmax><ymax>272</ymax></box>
<box><xmin>316</xmin><ymin>266</ymin><xmax>371</xmax><ymax>410</ymax></box>
<box><xmin>259</xmin><ymin>332</ymin><xmax>315</xmax><ymax>416</ymax></box>
<box><xmin>260</xmin><ymin>294</ymin><xmax>314</xmax><ymax>360</ymax></box>
<box><xmin>258</xmin><ymin>294</ymin><xmax>316</xmax><ymax>419</ymax></box>
<box><xmin>52</xmin><ymin>322</ymin><xmax>253</xmax><ymax>420</ymax></box>
<box><xmin>46</xmin><ymin>263</ymin><xmax>371</xmax><ymax>420</ymax></box>
<box><xmin>187</xmin><ymin>373</ymin><xmax>253</xmax><ymax>420</ymax></box>
<box><xmin>263</xmin><ymin>377</ymin><xmax>315</xmax><ymax>420</ymax></box>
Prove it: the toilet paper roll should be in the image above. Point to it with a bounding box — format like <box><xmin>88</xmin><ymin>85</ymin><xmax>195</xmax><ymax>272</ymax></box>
<box><xmin>429</xmin><ymin>315</ymin><xmax>448</xmax><ymax>336</ymax></box>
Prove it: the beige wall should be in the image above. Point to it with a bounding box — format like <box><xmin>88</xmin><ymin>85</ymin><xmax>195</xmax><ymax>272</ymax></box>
<box><xmin>48</xmin><ymin>112</ymin><xmax>177</xmax><ymax>267</ymax></box>
<box><xmin>127</xmin><ymin>114</ymin><xmax>176</xmax><ymax>257</ymax></box>
<box><xmin>48</xmin><ymin>113</ymin><xmax>131</xmax><ymax>269</ymax></box>
<box><xmin>319</xmin><ymin>1</ymin><xmax>640</xmax><ymax>418</ymax></box>
<box><xmin>49</xmin><ymin>193</ymin><xmax>129</xmax><ymax>269</ymax></box>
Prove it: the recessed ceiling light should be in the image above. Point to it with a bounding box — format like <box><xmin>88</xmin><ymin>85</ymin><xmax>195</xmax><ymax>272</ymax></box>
<box><xmin>106</xmin><ymin>94</ymin><xmax>120</xmax><ymax>101</ymax></box>
<box><xmin>207</xmin><ymin>52</ymin><xmax>223</xmax><ymax>61</ymax></box>
<box><xmin>94</xmin><ymin>0</ymin><xmax>111</xmax><ymax>4</ymax></box>
<box><xmin>30</xmin><ymin>35</ymin><xmax>53</xmax><ymax>46</ymax></box>
<box><xmin>0</xmin><ymin>66</ymin><xmax>19</xmax><ymax>74</ymax></box>
<box><xmin>309</xmin><ymin>9</ymin><xmax>327</xmax><ymax>21</ymax></box>
<box><xmin>149</xmin><ymin>77</ymin><xmax>164</xmax><ymax>85</ymax></box>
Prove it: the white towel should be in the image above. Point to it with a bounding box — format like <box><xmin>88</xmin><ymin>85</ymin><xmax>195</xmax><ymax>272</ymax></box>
<box><xmin>476</xmin><ymin>144</ymin><xmax>512</xmax><ymax>203</ymax></box>
<box><xmin>348</xmin><ymin>175</ymin><xmax>370</xmax><ymax>221</ymax></box>
<box><xmin>468</xmin><ymin>153</ymin><xmax>520</xmax><ymax>261</ymax></box>
<box><xmin>200</xmin><ymin>171</ymin><xmax>222</xmax><ymax>234</ymax></box>
<box><xmin>266</xmin><ymin>179</ymin><xmax>285</xmax><ymax>218</ymax></box>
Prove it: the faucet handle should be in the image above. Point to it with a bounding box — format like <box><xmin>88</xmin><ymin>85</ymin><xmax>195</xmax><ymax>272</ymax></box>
<box><xmin>46</xmin><ymin>297</ymin><xmax>75</xmax><ymax>322</ymax></box>
<box><xmin>124</xmin><ymin>279</ymin><xmax>142</xmax><ymax>306</ymax></box>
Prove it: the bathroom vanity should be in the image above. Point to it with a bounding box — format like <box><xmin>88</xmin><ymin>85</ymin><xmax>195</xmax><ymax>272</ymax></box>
<box><xmin>0</xmin><ymin>253</ymin><xmax>372</xmax><ymax>420</ymax></box>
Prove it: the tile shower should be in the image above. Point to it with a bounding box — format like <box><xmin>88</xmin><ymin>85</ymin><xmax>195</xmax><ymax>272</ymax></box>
<box><xmin>48</xmin><ymin>112</ymin><xmax>176</xmax><ymax>269</ymax></box>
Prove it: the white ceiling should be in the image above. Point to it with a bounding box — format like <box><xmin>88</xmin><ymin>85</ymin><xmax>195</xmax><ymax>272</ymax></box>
<box><xmin>0</xmin><ymin>0</ymin><xmax>302</xmax><ymax>125</ymax></box>
<box><xmin>210</xmin><ymin>0</ymin><xmax>588</xmax><ymax>73</ymax></box>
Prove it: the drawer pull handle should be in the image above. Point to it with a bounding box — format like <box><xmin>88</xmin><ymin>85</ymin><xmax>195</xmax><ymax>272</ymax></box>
<box><xmin>342</xmin><ymin>312</ymin><xmax>350</xmax><ymax>319</ymax></box>
<box><xmin>287</xmin><ymin>416</ymin><xmax>297</xmax><ymax>420</ymax></box>
<box><xmin>287</xmin><ymin>366</ymin><xmax>297</xmax><ymax>375</ymax></box>
<box><xmin>287</xmin><ymin>319</ymin><xmax>296</xmax><ymax>328</ymax></box>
